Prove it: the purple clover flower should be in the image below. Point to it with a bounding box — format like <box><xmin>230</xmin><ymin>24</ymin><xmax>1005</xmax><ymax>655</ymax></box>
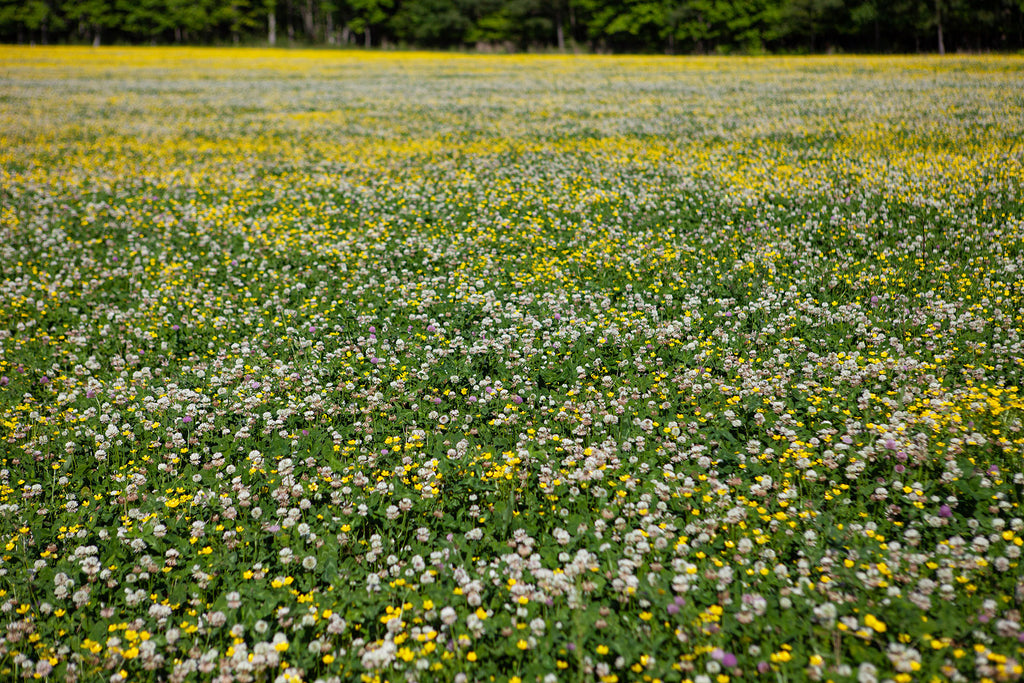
<box><xmin>711</xmin><ymin>649</ymin><xmax>737</xmax><ymax>667</ymax></box>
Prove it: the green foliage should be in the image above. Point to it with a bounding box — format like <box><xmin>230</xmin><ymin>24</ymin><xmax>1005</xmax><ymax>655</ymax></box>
<box><xmin>167</xmin><ymin>0</ymin><xmax>213</xmax><ymax>36</ymax></box>
<box><xmin>117</xmin><ymin>0</ymin><xmax>173</xmax><ymax>40</ymax></box>
<box><xmin>390</xmin><ymin>0</ymin><xmax>474</xmax><ymax>46</ymax></box>
<box><xmin>7</xmin><ymin>0</ymin><xmax>1024</xmax><ymax>51</ymax></box>
<box><xmin>61</xmin><ymin>0</ymin><xmax>120</xmax><ymax>43</ymax></box>
<box><xmin>211</xmin><ymin>0</ymin><xmax>261</xmax><ymax>37</ymax></box>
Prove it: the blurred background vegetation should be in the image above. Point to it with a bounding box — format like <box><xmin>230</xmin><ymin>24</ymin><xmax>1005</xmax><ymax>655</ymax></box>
<box><xmin>2</xmin><ymin>0</ymin><xmax>1022</xmax><ymax>54</ymax></box>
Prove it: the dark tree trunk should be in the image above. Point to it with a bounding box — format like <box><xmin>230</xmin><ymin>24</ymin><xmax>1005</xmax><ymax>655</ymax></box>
<box><xmin>569</xmin><ymin>0</ymin><xmax>578</xmax><ymax>49</ymax></box>
<box><xmin>365</xmin><ymin>26</ymin><xmax>371</xmax><ymax>47</ymax></box>
<box><xmin>935</xmin><ymin>0</ymin><xmax>945</xmax><ymax>54</ymax></box>
<box><xmin>302</xmin><ymin>0</ymin><xmax>314</xmax><ymax>39</ymax></box>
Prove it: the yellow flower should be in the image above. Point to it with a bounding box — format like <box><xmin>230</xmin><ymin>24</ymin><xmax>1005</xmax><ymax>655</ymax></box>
<box><xmin>864</xmin><ymin>614</ymin><xmax>887</xmax><ymax>633</ymax></box>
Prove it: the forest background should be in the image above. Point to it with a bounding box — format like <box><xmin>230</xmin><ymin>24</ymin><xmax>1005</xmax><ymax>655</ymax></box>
<box><xmin>2</xmin><ymin>0</ymin><xmax>1023</xmax><ymax>54</ymax></box>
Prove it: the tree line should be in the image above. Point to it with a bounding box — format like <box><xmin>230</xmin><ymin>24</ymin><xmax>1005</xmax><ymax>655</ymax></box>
<box><xmin>3</xmin><ymin>0</ymin><xmax>1024</xmax><ymax>54</ymax></box>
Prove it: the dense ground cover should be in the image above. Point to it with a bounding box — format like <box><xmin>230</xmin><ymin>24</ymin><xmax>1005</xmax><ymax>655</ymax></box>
<box><xmin>1</xmin><ymin>47</ymin><xmax>1023</xmax><ymax>683</ymax></box>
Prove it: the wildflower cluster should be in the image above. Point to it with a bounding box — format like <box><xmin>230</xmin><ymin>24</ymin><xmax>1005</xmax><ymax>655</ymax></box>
<box><xmin>1</xmin><ymin>48</ymin><xmax>1023</xmax><ymax>683</ymax></box>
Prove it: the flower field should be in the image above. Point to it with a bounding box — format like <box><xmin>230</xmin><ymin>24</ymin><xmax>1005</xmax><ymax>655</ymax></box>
<box><xmin>2</xmin><ymin>47</ymin><xmax>1024</xmax><ymax>683</ymax></box>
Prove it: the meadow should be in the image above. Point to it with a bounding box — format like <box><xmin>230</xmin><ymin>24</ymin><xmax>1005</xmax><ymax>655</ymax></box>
<box><xmin>1</xmin><ymin>47</ymin><xmax>1023</xmax><ymax>683</ymax></box>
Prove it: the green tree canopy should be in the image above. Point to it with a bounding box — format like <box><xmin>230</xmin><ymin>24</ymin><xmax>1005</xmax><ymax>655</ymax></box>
<box><xmin>7</xmin><ymin>0</ymin><xmax>1024</xmax><ymax>51</ymax></box>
